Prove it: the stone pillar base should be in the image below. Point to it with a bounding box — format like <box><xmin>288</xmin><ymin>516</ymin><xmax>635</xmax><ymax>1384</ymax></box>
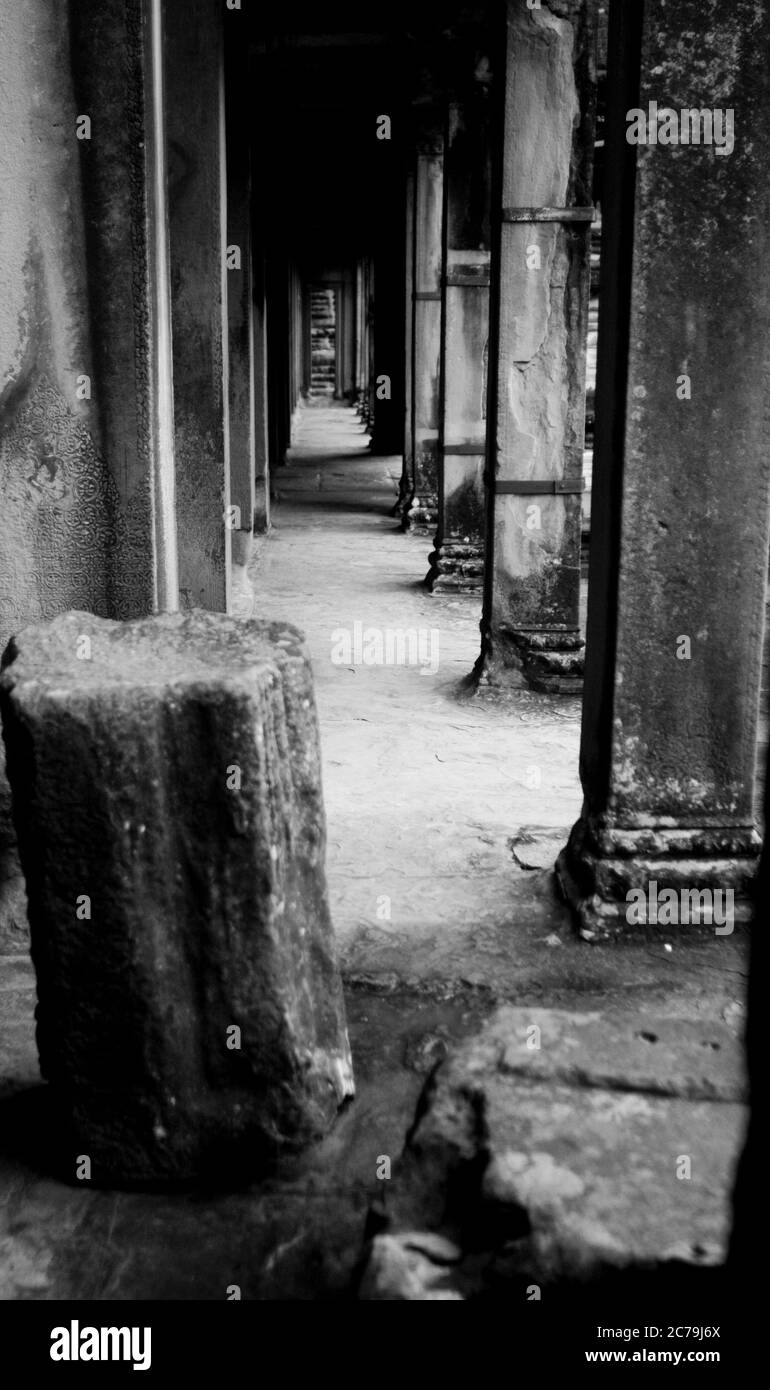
<box><xmin>426</xmin><ymin>541</ymin><xmax>484</xmax><ymax>593</ymax></box>
<box><xmin>229</xmin><ymin>565</ymin><xmax>255</xmax><ymax>619</ymax></box>
<box><xmin>229</xmin><ymin>528</ymin><xmax>255</xmax><ymax>619</ymax></box>
<box><xmin>389</xmin><ymin>472</ymin><xmax>412</xmax><ymax>519</ymax></box>
<box><xmin>401</xmin><ymin>494</ymin><xmax>438</xmax><ymax>534</ymax></box>
<box><xmin>356</xmin><ymin>391</ymin><xmax>372</xmax><ymax>432</ymax></box>
<box><xmin>556</xmin><ymin>814</ymin><xmax>759</xmax><ymax>941</ymax></box>
<box><xmin>477</xmin><ymin>631</ymin><xmax>584</xmax><ymax>694</ymax></box>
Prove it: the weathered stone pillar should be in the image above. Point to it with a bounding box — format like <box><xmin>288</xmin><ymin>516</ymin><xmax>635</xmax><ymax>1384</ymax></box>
<box><xmin>427</xmin><ymin>97</ymin><xmax>491</xmax><ymax>593</ymax></box>
<box><xmin>402</xmin><ymin>116</ymin><xmax>444</xmax><ymax>533</ymax></box>
<box><xmin>225</xmin><ymin>16</ymin><xmax>256</xmax><ymax>615</ymax></box>
<box><xmin>370</xmin><ymin>149</ymin><xmax>405</xmax><ymax>457</ymax></box>
<box><xmin>393</xmin><ymin>170</ymin><xmax>416</xmax><ymax>517</ymax></box>
<box><xmin>557</xmin><ymin>0</ymin><xmax>770</xmax><ymax>936</ymax></box>
<box><xmin>165</xmin><ymin>0</ymin><xmax>230</xmax><ymax>614</ymax></box>
<box><xmin>366</xmin><ymin>261</ymin><xmax>377</xmax><ymax>434</ymax></box>
<box><xmin>361</xmin><ymin>257</ymin><xmax>375</xmax><ymax>433</ymax></box>
<box><xmin>477</xmin><ymin>0</ymin><xmax>595</xmax><ymax>691</ymax></box>
<box><xmin>252</xmin><ymin>241</ymin><xmax>271</xmax><ymax>534</ymax></box>
<box><xmin>355</xmin><ymin>258</ymin><xmax>367</xmax><ymax>420</ymax></box>
<box><xmin>0</xmin><ymin>609</ymin><xmax>354</xmax><ymax>1183</ymax></box>
<box><xmin>267</xmin><ymin>254</ymin><xmax>291</xmax><ymax>466</ymax></box>
<box><xmin>0</xmin><ymin>0</ymin><xmax>178</xmax><ymax>945</ymax></box>
<box><xmin>334</xmin><ymin>271</ymin><xmax>355</xmax><ymax>401</ymax></box>
<box><xmin>289</xmin><ymin>265</ymin><xmax>303</xmax><ymax>423</ymax></box>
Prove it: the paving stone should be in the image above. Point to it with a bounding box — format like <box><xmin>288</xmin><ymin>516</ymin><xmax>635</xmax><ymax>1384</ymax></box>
<box><xmin>359</xmin><ymin>1006</ymin><xmax>746</xmax><ymax>1298</ymax></box>
<box><xmin>450</xmin><ymin>1005</ymin><xmax>747</xmax><ymax>1104</ymax></box>
<box><xmin>0</xmin><ymin>609</ymin><xmax>354</xmax><ymax>1183</ymax></box>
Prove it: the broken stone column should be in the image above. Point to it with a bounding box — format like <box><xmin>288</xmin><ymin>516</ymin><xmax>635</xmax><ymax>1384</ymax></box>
<box><xmin>0</xmin><ymin>609</ymin><xmax>354</xmax><ymax>1184</ymax></box>
<box><xmin>557</xmin><ymin>0</ymin><xmax>770</xmax><ymax>935</ymax></box>
<box><xmin>403</xmin><ymin>115</ymin><xmax>444</xmax><ymax>534</ymax></box>
<box><xmin>165</xmin><ymin>0</ymin><xmax>229</xmax><ymax>613</ymax></box>
<box><xmin>476</xmin><ymin>0</ymin><xmax>595</xmax><ymax>691</ymax></box>
<box><xmin>427</xmin><ymin>97</ymin><xmax>491</xmax><ymax>593</ymax></box>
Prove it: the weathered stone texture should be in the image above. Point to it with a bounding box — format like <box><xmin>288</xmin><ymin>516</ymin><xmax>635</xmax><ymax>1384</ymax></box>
<box><xmin>478</xmin><ymin>0</ymin><xmax>595</xmax><ymax>689</ymax></box>
<box><xmin>428</xmin><ymin>94</ymin><xmax>491</xmax><ymax>594</ymax></box>
<box><xmin>0</xmin><ymin>0</ymin><xmax>177</xmax><ymax>947</ymax></box>
<box><xmin>225</xmin><ymin>20</ymin><xmax>257</xmax><ymax>608</ymax></box>
<box><xmin>0</xmin><ymin>610</ymin><xmax>353</xmax><ymax>1183</ymax></box>
<box><xmin>403</xmin><ymin>127</ymin><xmax>443</xmax><ymax>533</ymax></box>
<box><xmin>165</xmin><ymin>0</ymin><xmax>229</xmax><ymax>612</ymax></box>
<box><xmin>359</xmin><ymin>1006</ymin><xmax>746</xmax><ymax>1299</ymax></box>
<box><xmin>559</xmin><ymin>0</ymin><xmax>770</xmax><ymax>930</ymax></box>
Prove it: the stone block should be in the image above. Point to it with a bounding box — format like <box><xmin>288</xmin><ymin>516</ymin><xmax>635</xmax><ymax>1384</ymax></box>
<box><xmin>0</xmin><ymin>609</ymin><xmax>353</xmax><ymax>1184</ymax></box>
<box><xmin>359</xmin><ymin>1006</ymin><xmax>745</xmax><ymax>1298</ymax></box>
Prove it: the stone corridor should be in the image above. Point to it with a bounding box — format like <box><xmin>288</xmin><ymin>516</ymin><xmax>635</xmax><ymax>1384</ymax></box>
<box><xmin>0</xmin><ymin>0</ymin><xmax>767</xmax><ymax>1337</ymax></box>
<box><xmin>0</xmin><ymin>403</ymin><xmax>749</xmax><ymax>1300</ymax></box>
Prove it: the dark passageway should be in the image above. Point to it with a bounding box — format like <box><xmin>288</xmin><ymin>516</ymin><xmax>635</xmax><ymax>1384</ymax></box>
<box><xmin>0</xmin><ymin>0</ymin><xmax>767</xmax><ymax>1336</ymax></box>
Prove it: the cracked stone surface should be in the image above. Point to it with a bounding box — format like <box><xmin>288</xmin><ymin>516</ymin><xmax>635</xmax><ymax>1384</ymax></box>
<box><xmin>359</xmin><ymin>1006</ymin><xmax>747</xmax><ymax>1300</ymax></box>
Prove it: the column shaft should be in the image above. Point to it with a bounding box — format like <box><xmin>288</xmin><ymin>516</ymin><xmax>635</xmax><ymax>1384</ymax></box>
<box><xmin>355</xmin><ymin>259</ymin><xmax>367</xmax><ymax>419</ymax></box>
<box><xmin>393</xmin><ymin>171</ymin><xmax>416</xmax><ymax>517</ymax></box>
<box><xmin>428</xmin><ymin>98</ymin><xmax>491</xmax><ymax>592</ymax></box>
<box><xmin>252</xmin><ymin>240</ymin><xmax>271</xmax><ymax>533</ymax></box>
<box><xmin>225</xmin><ymin>17</ymin><xmax>256</xmax><ymax>608</ymax></box>
<box><xmin>403</xmin><ymin>120</ymin><xmax>444</xmax><ymax>532</ymax></box>
<box><xmin>165</xmin><ymin>0</ymin><xmax>229</xmax><ymax>613</ymax></box>
<box><xmin>478</xmin><ymin>0</ymin><xmax>595</xmax><ymax>691</ymax></box>
<box><xmin>557</xmin><ymin>0</ymin><xmax>770</xmax><ymax>935</ymax></box>
<box><xmin>0</xmin><ymin>0</ymin><xmax>179</xmax><ymax>943</ymax></box>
